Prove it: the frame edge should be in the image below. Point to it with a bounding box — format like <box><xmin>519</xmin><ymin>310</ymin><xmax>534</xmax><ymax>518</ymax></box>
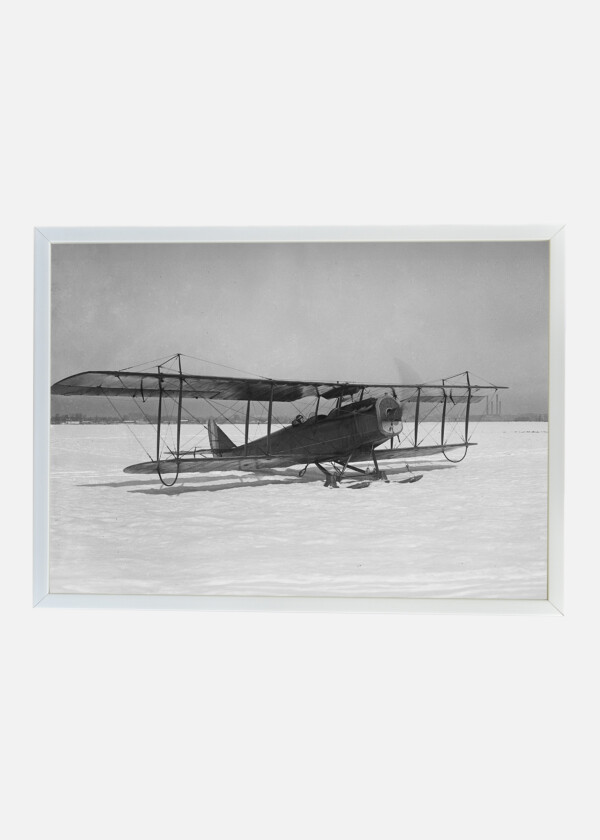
<box><xmin>34</xmin><ymin>225</ymin><xmax>563</xmax><ymax>614</ymax></box>
<box><xmin>33</xmin><ymin>229</ymin><xmax>51</xmax><ymax>605</ymax></box>
<box><xmin>34</xmin><ymin>593</ymin><xmax>562</xmax><ymax>615</ymax></box>
<box><xmin>547</xmin><ymin>226</ymin><xmax>565</xmax><ymax>614</ymax></box>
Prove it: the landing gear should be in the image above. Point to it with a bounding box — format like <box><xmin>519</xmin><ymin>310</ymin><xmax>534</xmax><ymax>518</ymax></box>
<box><xmin>315</xmin><ymin>447</ymin><xmax>390</xmax><ymax>488</ymax></box>
<box><xmin>315</xmin><ymin>462</ymin><xmax>340</xmax><ymax>487</ymax></box>
<box><xmin>370</xmin><ymin>448</ymin><xmax>389</xmax><ymax>483</ymax></box>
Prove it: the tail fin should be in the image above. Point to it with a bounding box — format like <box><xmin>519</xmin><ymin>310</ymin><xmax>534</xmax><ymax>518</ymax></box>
<box><xmin>208</xmin><ymin>419</ymin><xmax>236</xmax><ymax>457</ymax></box>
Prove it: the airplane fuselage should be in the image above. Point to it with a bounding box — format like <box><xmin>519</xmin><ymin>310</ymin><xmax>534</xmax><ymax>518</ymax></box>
<box><xmin>229</xmin><ymin>394</ymin><xmax>402</xmax><ymax>461</ymax></box>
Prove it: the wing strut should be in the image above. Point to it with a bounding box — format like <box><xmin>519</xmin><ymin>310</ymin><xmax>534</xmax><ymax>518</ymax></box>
<box><xmin>464</xmin><ymin>372</ymin><xmax>471</xmax><ymax>441</ymax></box>
<box><xmin>156</xmin><ymin>354</ymin><xmax>183</xmax><ymax>487</ymax></box>
<box><xmin>176</xmin><ymin>355</ymin><xmax>183</xmax><ymax>457</ymax></box>
<box><xmin>414</xmin><ymin>387</ymin><xmax>421</xmax><ymax>447</ymax></box>
<box><xmin>441</xmin><ymin>384</ymin><xmax>447</xmax><ymax>446</ymax></box>
<box><xmin>244</xmin><ymin>399</ymin><xmax>251</xmax><ymax>456</ymax></box>
<box><xmin>266</xmin><ymin>382</ymin><xmax>274</xmax><ymax>456</ymax></box>
<box><xmin>314</xmin><ymin>385</ymin><xmax>321</xmax><ymax>420</ymax></box>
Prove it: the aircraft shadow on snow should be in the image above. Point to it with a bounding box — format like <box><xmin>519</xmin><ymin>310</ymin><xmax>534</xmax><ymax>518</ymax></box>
<box><xmin>77</xmin><ymin>462</ymin><xmax>456</xmax><ymax>495</ymax></box>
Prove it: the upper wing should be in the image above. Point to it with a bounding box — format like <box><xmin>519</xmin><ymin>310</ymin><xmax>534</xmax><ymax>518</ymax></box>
<box><xmin>50</xmin><ymin>371</ymin><xmax>365</xmax><ymax>402</ymax></box>
<box><xmin>51</xmin><ymin>371</ymin><xmax>505</xmax><ymax>402</ymax></box>
<box><xmin>399</xmin><ymin>388</ymin><xmax>488</xmax><ymax>404</ymax></box>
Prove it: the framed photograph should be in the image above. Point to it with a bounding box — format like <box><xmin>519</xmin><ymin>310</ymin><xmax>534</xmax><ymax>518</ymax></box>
<box><xmin>34</xmin><ymin>226</ymin><xmax>564</xmax><ymax>613</ymax></box>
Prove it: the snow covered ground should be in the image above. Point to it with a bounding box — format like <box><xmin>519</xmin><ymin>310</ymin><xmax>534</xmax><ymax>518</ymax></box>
<box><xmin>49</xmin><ymin>422</ymin><xmax>548</xmax><ymax>598</ymax></box>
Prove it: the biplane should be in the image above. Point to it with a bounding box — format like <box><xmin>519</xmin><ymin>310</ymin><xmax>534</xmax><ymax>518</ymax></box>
<box><xmin>51</xmin><ymin>354</ymin><xmax>506</xmax><ymax>488</ymax></box>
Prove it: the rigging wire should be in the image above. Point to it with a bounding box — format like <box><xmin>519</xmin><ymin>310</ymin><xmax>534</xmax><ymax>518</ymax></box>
<box><xmin>460</xmin><ymin>370</ymin><xmax>501</xmax><ymax>388</ymax></box>
<box><xmin>465</xmin><ymin>401</ymin><xmax>486</xmax><ymax>443</ymax></box>
<box><xmin>103</xmin><ymin>393</ymin><xmax>154</xmax><ymax>461</ymax></box>
<box><xmin>409</xmin><ymin>400</ymin><xmax>450</xmax><ymax>445</ymax></box>
<box><xmin>160</xmin><ymin>390</ymin><xmax>186</xmax><ymax>457</ymax></box>
<box><xmin>118</xmin><ymin>354</ymin><xmax>179</xmax><ymax>372</ymax></box>
<box><xmin>180</xmin><ymin>353</ymin><xmax>271</xmax><ymax>380</ymax></box>
<box><xmin>390</xmin><ymin>392</ymin><xmax>469</xmax><ymax>449</ymax></box>
<box><xmin>132</xmin><ymin>395</ymin><xmax>158</xmax><ymax>435</ymax></box>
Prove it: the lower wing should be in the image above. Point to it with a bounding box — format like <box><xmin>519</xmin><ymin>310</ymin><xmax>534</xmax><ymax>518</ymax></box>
<box><xmin>124</xmin><ymin>442</ymin><xmax>472</xmax><ymax>475</ymax></box>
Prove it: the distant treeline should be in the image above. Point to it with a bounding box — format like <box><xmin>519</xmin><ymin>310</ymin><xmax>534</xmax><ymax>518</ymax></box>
<box><xmin>52</xmin><ymin>414</ymin><xmax>277</xmax><ymax>425</ymax></box>
<box><xmin>480</xmin><ymin>413</ymin><xmax>548</xmax><ymax>422</ymax></box>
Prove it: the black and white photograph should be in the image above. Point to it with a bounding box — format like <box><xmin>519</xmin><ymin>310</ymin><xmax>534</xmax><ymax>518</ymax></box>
<box><xmin>48</xmin><ymin>236</ymin><xmax>549</xmax><ymax>600</ymax></box>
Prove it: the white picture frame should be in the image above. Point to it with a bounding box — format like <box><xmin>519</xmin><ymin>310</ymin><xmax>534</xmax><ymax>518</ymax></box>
<box><xmin>34</xmin><ymin>225</ymin><xmax>564</xmax><ymax>614</ymax></box>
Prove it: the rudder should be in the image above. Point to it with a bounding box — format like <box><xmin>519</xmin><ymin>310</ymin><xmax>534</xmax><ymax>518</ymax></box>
<box><xmin>208</xmin><ymin>419</ymin><xmax>236</xmax><ymax>457</ymax></box>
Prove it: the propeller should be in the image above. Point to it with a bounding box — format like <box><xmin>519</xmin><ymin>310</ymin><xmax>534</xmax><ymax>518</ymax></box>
<box><xmin>393</xmin><ymin>355</ymin><xmax>422</xmax><ymax>384</ymax></box>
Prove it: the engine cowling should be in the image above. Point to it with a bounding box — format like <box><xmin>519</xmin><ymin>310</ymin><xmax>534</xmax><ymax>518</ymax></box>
<box><xmin>376</xmin><ymin>395</ymin><xmax>403</xmax><ymax>436</ymax></box>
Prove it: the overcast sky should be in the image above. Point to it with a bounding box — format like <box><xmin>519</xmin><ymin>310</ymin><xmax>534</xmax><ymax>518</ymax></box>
<box><xmin>51</xmin><ymin>240</ymin><xmax>549</xmax><ymax>413</ymax></box>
